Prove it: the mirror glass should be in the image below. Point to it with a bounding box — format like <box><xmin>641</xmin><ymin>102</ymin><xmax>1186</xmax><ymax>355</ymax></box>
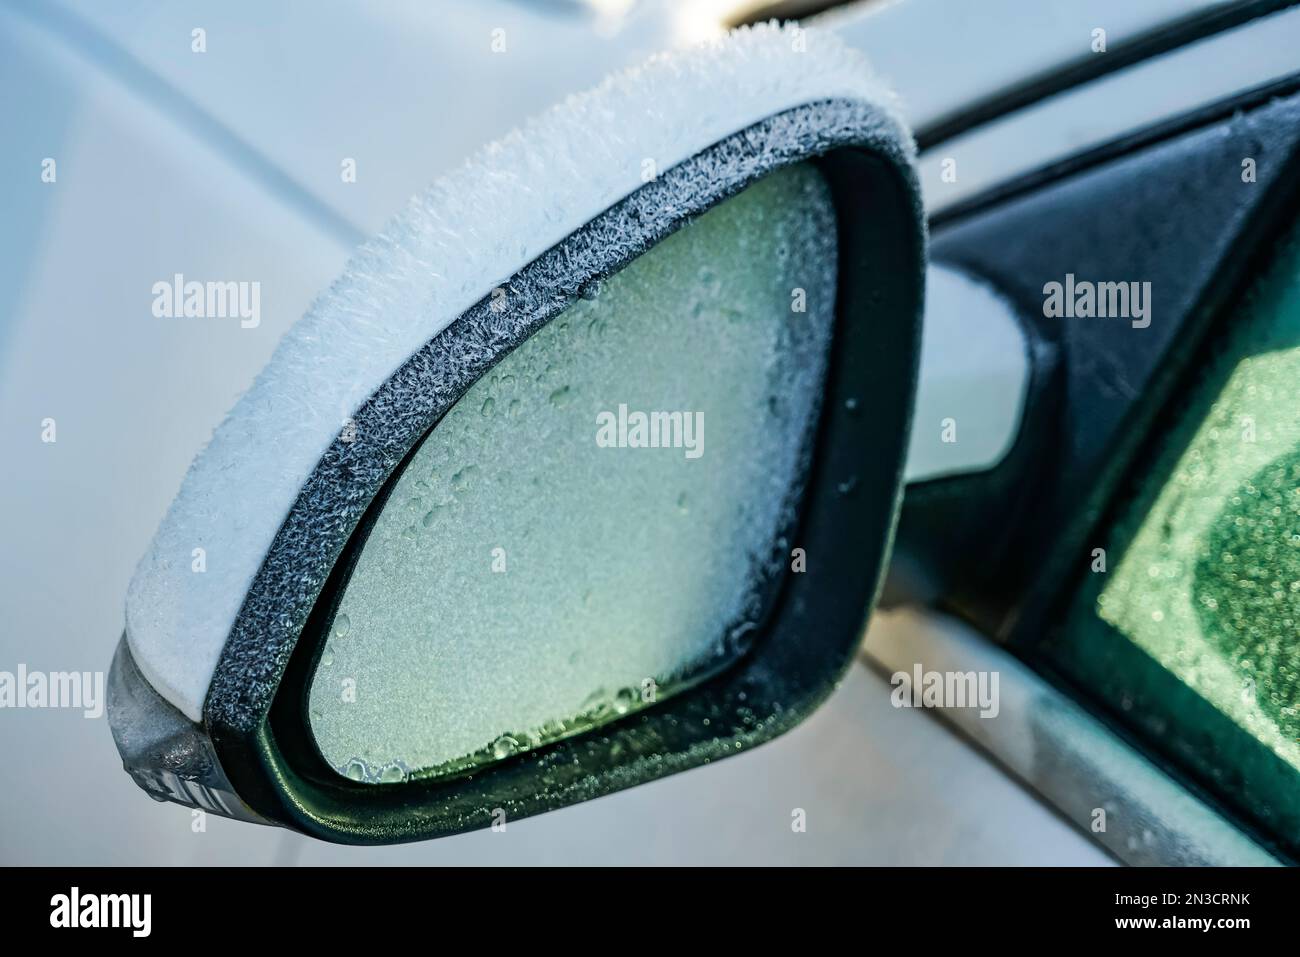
<box><xmin>307</xmin><ymin>163</ymin><xmax>839</xmax><ymax>783</ymax></box>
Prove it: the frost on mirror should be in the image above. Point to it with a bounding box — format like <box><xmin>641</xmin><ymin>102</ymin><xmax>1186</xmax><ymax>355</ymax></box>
<box><xmin>307</xmin><ymin>163</ymin><xmax>838</xmax><ymax>783</ymax></box>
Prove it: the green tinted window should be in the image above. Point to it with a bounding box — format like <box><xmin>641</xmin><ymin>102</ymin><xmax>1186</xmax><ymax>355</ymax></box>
<box><xmin>1045</xmin><ymin>223</ymin><xmax>1300</xmax><ymax>851</ymax></box>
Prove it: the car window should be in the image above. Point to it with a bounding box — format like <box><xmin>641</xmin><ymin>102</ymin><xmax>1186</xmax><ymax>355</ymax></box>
<box><xmin>1042</xmin><ymin>216</ymin><xmax>1300</xmax><ymax>855</ymax></box>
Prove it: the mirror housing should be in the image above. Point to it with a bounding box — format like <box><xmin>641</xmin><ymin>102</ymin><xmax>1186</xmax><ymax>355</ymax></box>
<box><xmin>110</xmin><ymin>24</ymin><xmax>926</xmax><ymax>843</ymax></box>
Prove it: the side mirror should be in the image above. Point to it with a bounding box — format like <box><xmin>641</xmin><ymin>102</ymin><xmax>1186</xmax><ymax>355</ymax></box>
<box><xmin>109</xmin><ymin>25</ymin><xmax>926</xmax><ymax>842</ymax></box>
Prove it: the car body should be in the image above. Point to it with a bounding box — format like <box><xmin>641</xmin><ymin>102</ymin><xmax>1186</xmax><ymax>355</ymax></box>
<box><xmin>1</xmin><ymin>0</ymin><xmax>1296</xmax><ymax>865</ymax></box>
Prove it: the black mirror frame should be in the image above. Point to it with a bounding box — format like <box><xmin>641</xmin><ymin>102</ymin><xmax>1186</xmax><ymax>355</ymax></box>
<box><xmin>199</xmin><ymin>98</ymin><xmax>926</xmax><ymax>844</ymax></box>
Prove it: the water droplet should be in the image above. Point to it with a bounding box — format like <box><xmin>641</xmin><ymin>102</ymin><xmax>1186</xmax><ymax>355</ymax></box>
<box><xmin>451</xmin><ymin>465</ymin><xmax>477</xmax><ymax>491</ymax></box>
<box><xmin>379</xmin><ymin>763</ymin><xmax>407</xmax><ymax>784</ymax></box>
<box><xmin>333</xmin><ymin>614</ymin><xmax>351</xmax><ymax>638</ymax></box>
<box><xmin>581</xmin><ymin>688</ymin><xmax>610</xmax><ymax>716</ymax></box>
<box><xmin>549</xmin><ymin>385</ymin><xmax>572</xmax><ymax>407</ymax></box>
<box><xmin>343</xmin><ymin>759</ymin><xmax>367</xmax><ymax>782</ymax></box>
<box><xmin>726</xmin><ymin>621</ymin><xmax>758</xmax><ymax>655</ymax></box>
<box><xmin>491</xmin><ymin>735</ymin><xmax>520</xmax><ymax>760</ymax></box>
<box><xmin>613</xmin><ymin>688</ymin><xmax>636</xmax><ymax>715</ymax></box>
<box><xmin>481</xmin><ymin>397</ymin><xmax>495</xmax><ymax>417</ymax></box>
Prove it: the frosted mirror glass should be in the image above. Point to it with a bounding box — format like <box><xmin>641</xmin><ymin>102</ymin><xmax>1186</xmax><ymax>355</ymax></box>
<box><xmin>307</xmin><ymin>163</ymin><xmax>839</xmax><ymax>783</ymax></box>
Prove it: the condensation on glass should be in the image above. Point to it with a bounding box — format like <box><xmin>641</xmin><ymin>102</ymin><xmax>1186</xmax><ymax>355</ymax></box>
<box><xmin>1047</xmin><ymin>219</ymin><xmax>1300</xmax><ymax>840</ymax></box>
<box><xmin>306</xmin><ymin>164</ymin><xmax>840</xmax><ymax>783</ymax></box>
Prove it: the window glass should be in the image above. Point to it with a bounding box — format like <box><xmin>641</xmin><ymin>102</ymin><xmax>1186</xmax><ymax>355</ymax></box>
<box><xmin>1043</xmin><ymin>221</ymin><xmax>1300</xmax><ymax>850</ymax></box>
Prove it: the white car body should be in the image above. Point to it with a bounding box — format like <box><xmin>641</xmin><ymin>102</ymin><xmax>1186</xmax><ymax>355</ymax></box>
<box><xmin>1</xmin><ymin>0</ymin><xmax>1289</xmax><ymax>864</ymax></box>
